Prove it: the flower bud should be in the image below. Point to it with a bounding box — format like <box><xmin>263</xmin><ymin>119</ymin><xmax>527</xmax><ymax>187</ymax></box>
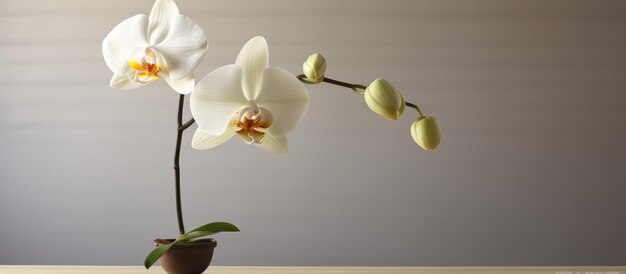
<box><xmin>411</xmin><ymin>116</ymin><xmax>441</xmax><ymax>151</ymax></box>
<box><xmin>364</xmin><ymin>78</ymin><xmax>405</xmax><ymax>120</ymax></box>
<box><xmin>302</xmin><ymin>53</ymin><xmax>326</xmax><ymax>83</ymax></box>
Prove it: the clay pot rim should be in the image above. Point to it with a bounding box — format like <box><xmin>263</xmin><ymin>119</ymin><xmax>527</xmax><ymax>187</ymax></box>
<box><xmin>154</xmin><ymin>238</ymin><xmax>217</xmax><ymax>249</ymax></box>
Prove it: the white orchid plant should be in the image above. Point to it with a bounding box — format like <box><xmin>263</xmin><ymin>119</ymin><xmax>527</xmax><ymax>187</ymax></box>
<box><xmin>103</xmin><ymin>0</ymin><xmax>441</xmax><ymax>269</ymax></box>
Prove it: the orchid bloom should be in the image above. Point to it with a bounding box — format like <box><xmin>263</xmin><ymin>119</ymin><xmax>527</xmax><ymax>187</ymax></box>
<box><xmin>190</xmin><ymin>36</ymin><xmax>309</xmax><ymax>153</ymax></box>
<box><xmin>102</xmin><ymin>0</ymin><xmax>207</xmax><ymax>94</ymax></box>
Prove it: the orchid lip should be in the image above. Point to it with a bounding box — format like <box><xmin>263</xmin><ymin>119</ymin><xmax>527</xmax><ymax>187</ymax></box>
<box><xmin>127</xmin><ymin>47</ymin><xmax>162</xmax><ymax>84</ymax></box>
<box><xmin>229</xmin><ymin>103</ymin><xmax>273</xmax><ymax>144</ymax></box>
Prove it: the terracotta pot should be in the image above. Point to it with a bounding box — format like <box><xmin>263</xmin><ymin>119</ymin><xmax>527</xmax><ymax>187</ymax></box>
<box><xmin>154</xmin><ymin>238</ymin><xmax>217</xmax><ymax>274</ymax></box>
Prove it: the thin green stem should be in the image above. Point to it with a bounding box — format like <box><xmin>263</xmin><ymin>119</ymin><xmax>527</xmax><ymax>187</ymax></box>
<box><xmin>297</xmin><ymin>74</ymin><xmax>366</xmax><ymax>92</ymax></box>
<box><xmin>405</xmin><ymin>102</ymin><xmax>425</xmax><ymax>118</ymax></box>
<box><xmin>297</xmin><ymin>74</ymin><xmax>425</xmax><ymax>118</ymax></box>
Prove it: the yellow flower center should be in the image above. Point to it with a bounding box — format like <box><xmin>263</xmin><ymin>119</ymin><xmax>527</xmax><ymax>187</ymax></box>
<box><xmin>127</xmin><ymin>48</ymin><xmax>161</xmax><ymax>84</ymax></box>
<box><xmin>229</xmin><ymin>105</ymin><xmax>273</xmax><ymax>144</ymax></box>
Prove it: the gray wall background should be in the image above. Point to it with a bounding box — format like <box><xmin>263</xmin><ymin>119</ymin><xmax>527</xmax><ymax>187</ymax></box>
<box><xmin>1</xmin><ymin>0</ymin><xmax>625</xmax><ymax>266</ymax></box>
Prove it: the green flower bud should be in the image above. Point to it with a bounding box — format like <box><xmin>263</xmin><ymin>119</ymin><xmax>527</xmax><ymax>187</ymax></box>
<box><xmin>364</xmin><ymin>78</ymin><xmax>405</xmax><ymax>120</ymax></box>
<box><xmin>303</xmin><ymin>53</ymin><xmax>326</xmax><ymax>83</ymax></box>
<box><xmin>411</xmin><ymin>116</ymin><xmax>441</xmax><ymax>151</ymax></box>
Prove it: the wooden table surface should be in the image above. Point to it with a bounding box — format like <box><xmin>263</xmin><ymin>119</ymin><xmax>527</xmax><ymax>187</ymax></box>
<box><xmin>0</xmin><ymin>266</ymin><xmax>625</xmax><ymax>274</ymax></box>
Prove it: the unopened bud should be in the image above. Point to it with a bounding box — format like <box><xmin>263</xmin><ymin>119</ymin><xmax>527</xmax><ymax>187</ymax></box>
<box><xmin>364</xmin><ymin>78</ymin><xmax>404</xmax><ymax>120</ymax></box>
<box><xmin>411</xmin><ymin>116</ymin><xmax>441</xmax><ymax>151</ymax></box>
<box><xmin>303</xmin><ymin>53</ymin><xmax>326</xmax><ymax>83</ymax></box>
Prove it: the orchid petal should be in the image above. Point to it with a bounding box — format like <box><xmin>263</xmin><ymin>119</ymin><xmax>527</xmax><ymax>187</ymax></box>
<box><xmin>102</xmin><ymin>14</ymin><xmax>149</xmax><ymax>75</ymax></box>
<box><xmin>156</xmin><ymin>15</ymin><xmax>208</xmax><ymax>81</ymax></box>
<box><xmin>192</xmin><ymin>128</ymin><xmax>235</xmax><ymax>150</ymax></box>
<box><xmin>190</xmin><ymin>65</ymin><xmax>247</xmax><ymax>135</ymax></box>
<box><xmin>256</xmin><ymin>67</ymin><xmax>309</xmax><ymax>136</ymax></box>
<box><xmin>163</xmin><ymin>73</ymin><xmax>194</xmax><ymax>94</ymax></box>
<box><xmin>255</xmin><ymin>134</ymin><xmax>288</xmax><ymax>154</ymax></box>
<box><xmin>235</xmin><ymin>36</ymin><xmax>268</xmax><ymax>100</ymax></box>
<box><xmin>110</xmin><ymin>74</ymin><xmax>143</xmax><ymax>90</ymax></box>
<box><xmin>148</xmin><ymin>0</ymin><xmax>179</xmax><ymax>45</ymax></box>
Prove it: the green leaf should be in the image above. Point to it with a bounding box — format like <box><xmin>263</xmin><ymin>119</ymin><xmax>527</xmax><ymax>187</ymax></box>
<box><xmin>188</xmin><ymin>222</ymin><xmax>240</xmax><ymax>234</ymax></box>
<box><xmin>177</xmin><ymin>222</ymin><xmax>240</xmax><ymax>242</ymax></box>
<box><xmin>144</xmin><ymin>243</ymin><xmax>172</xmax><ymax>269</ymax></box>
<box><xmin>177</xmin><ymin>231</ymin><xmax>215</xmax><ymax>242</ymax></box>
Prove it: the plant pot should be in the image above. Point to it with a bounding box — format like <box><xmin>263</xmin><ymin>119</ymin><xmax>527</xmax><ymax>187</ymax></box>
<box><xmin>154</xmin><ymin>238</ymin><xmax>217</xmax><ymax>274</ymax></box>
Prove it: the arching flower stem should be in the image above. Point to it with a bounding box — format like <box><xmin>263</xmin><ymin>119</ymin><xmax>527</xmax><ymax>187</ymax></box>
<box><xmin>405</xmin><ymin>102</ymin><xmax>425</xmax><ymax>118</ymax></box>
<box><xmin>296</xmin><ymin>74</ymin><xmax>425</xmax><ymax>118</ymax></box>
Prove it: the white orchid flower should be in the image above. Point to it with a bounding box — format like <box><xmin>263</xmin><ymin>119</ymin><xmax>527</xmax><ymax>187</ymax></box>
<box><xmin>102</xmin><ymin>0</ymin><xmax>207</xmax><ymax>94</ymax></box>
<box><xmin>190</xmin><ymin>36</ymin><xmax>309</xmax><ymax>153</ymax></box>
